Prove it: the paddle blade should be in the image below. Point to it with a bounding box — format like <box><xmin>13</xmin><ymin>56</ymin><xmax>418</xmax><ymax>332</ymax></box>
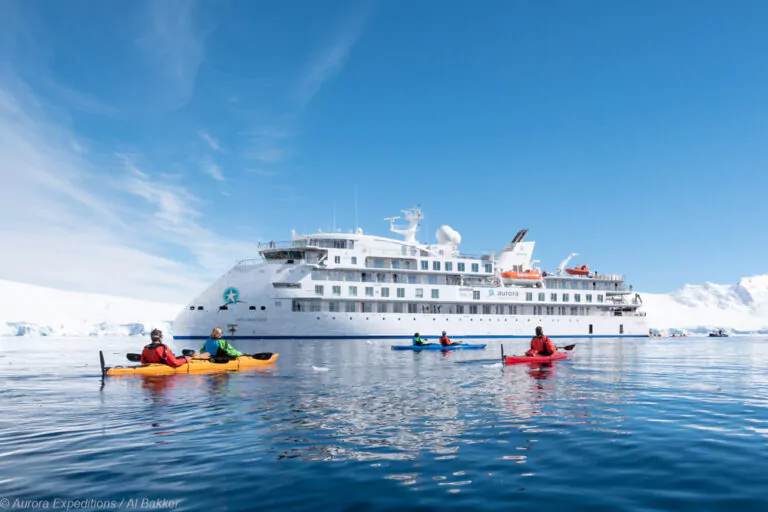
<box><xmin>251</xmin><ymin>352</ymin><xmax>274</xmax><ymax>360</ymax></box>
<box><xmin>561</xmin><ymin>344</ymin><xmax>576</xmax><ymax>351</ymax></box>
<box><xmin>182</xmin><ymin>349</ymin><xmax>195</xmax><ymax>357</ymax></box>
<box><xmin>500</xmin><ymin>344</ymin><xmax>504</xmax><ymax>361</ymax></box>
<box><xmin>126</xmin><ymin>353</ymin><xmax>141</xmax><ymax>362</ymax></box>
<box><xmin>99</xmin><ymin>351</ymin><xmax>106</xmax><ymax>374</ymax></box>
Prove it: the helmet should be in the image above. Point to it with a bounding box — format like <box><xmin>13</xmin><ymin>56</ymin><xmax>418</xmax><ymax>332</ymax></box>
<box><xmin>414</xmin><ymin>332</ymin><xmax>419</xmax><ymax>337</ymax></box>
<box><xmin>442</xmin><ymin>331</ymin><xmax>446</xmax><ymax>336</ymax></box>
<box><xmin>535</xmin><ymin>326</ymin><xmax>543</xmax><ymax>336</ymax></box>
<box><xmin>150</xmin><ymin>329</ymin><xmax>162</xmax><ymax>341</ymax></box>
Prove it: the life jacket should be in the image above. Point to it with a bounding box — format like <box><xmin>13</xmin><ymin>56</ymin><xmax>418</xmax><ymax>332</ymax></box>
<box><xmin>141</xmin><ymin>342</ymin><xmax>169</xmax><ymax>364</ymax></box>
<box><xmin>526</xmin><ymin>335</ymin><xmax>554</xmax><ymax>357</ymax></box>
<box><xmin>204</xmin><ymin>338</ymin><xmax>235</xmax><ymax>362</ymax></box>
<box><xmin>439</xmin><ymin>336</ymin><xmax>451</xmax><ymax>346</ymax></box>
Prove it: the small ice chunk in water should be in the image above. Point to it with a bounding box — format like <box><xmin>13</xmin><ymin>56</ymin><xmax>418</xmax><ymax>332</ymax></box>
<box><xmin>312</xmin><ymin>366</ymin><xmax>329</xmax><ymax>372</ymax></box>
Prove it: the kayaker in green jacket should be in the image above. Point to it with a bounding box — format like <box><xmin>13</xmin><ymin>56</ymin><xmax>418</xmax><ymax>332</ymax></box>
<box><xmin>200</xmin><ymin>327</ymin><xmax>243</xmax><ymax>359</ymax></box>
<box><xmin>412</xmin><ymin>332</ymin><xmax>433</xmax><ymax>346</ymax></box>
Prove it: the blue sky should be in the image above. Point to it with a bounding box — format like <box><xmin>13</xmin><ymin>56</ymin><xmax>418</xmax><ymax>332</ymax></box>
<box><xmin>0</xmin><ymin>0</ymin><xmax>766</xmax><ymax>301</ymax></box>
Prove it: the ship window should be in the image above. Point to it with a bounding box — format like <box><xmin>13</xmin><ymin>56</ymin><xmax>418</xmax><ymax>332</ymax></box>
<box><xmin>332</xmin><ymin>285</ymin><xmax>341</xmax><ymax>296</ymax></box>
<box><xmin>563</xmin><ymin>293</ymin><xmax>570</xmax><ymax>302</ymax></box>
<box><xmin>525</xmin><ymin>292</ymin><xmax>533</xmax><ymax>301</ymax></box>
<box><xmin>334</xmin><ymin>256</ymin><xmax>341</xmax><ymax>264</ymax></box>
<box><xmin>393</xmin><ymin>303</ymin><xmax>404</xmax><ymax>313</ymax></box>
<box><xmin>589</xmin><ymin>324</ymin><xmax>593</xmax><ymax>334</ymax></box>
<box><xmin>620</xmin><ymin>324</ymin><xmax>624</xmax><ymax>334</ymax></box>
<box><xmin>345</xmin><ymin>302</ymin><xmax>356</xmax><ymax>312</ymax></box>
<box><xmin>575</xmin><ymin>294</ymin><xmax>581</xmax><ymax>303</ymax></box>
<box><xmin>197</xmin><ymin>306</ymin><xmax>204</xmax><ymax>310</ymax></box>
<box><xmin>538</xmin><ymin>293</ymin><xmax>545</xmax><ymax>301</ymax></box>
<box><xmin>431</xmin><ymin>289</ymin><xmax>439</xmax><ymax>299</ymax></box>
<box><xmin>351</xmin><ymin>257</ymin><xmax>357</xmax><ymax>265</ymax></box>
<box><xmin>262</xmin><ymin>305</ymin><xmax>267</xmax><ymax>310</ymax></box>
<box><xmin>445</xmin><ymin>262</ymin><xmax>453</xmax><ymax>271</ymax></box>
<box><xmin>397</xmin><ymin>288</ymin><xmax>405</xmax><ymax>298</ymax></box>
<box><xmin>471</xmin><ymin>263</ymin><xmax>479</xmax><ymax>273</ymax></box>
<box><xmin>329</xmin><ymin>302</ymin><xmax>339</xmax><ymax>312</ymax></box>
<box><xmin>509</xmin><ymin>305</ymin><xmax>518</xmax><ymax>315</ymax></box>
<box><xmin>408</xmin><ymin>303</ymin><xmax>418</xmax><ymax>313</ymax></box>
<box><xmin>310</xmin><ymin>302</ymin><xmax>321</xmax><ymax>312</ymax></box>
<box><xmin>469</xmin><ymin>305</ymin><xmax>478</xmax><ymax>314</ymax></box>
<box><xmin>421</xmin><ymin>260</ymin><xmax>429</xmax><ymax>270</ymax></box>
<box><xmin>551</xmin><ymin>293</ymin><xmax>557</xmax><ymax>302</ymax></box>
<box><xmin>219</xmin><ymin>305</ymin><xmax>228</xmax><ymax>310</ymax></box>
<box><xmin>392</xmin><ymin>260</ymin><xmax>400</xmax><ymax>269</ymax></box>
<box><xmin>484</xmin><ymin>263</ymin><xmax>493</xmax><ymax>273</ymax></box>
<box><xmin>377</xmin><ymin>303</ymin><xmax>387</xmax><ymax>313</ymax></box>
<box><xmin>586</xmin><ymin>294</ymin><xmax>593</xmax><ymax>303</ymax></box>
<box><xmin>349</xmin><ymin>286</ymin><xmax>358</xmax><ymax>296</ymax></box>
<box><xmin>292</xmin><ymin>300</ymin><xmax>301</xmax><ymax>312</ymax></box>
<box><xmin>458</xmin><ymin>262</ymin><xmax>466</xmax><ymax>272</ymax></box>
<box><xmin>362</xmin><ymin>302</ymin><xmax>373</xmax><ymax>313</ymax></box>
<box><xmin>570</xmin><ymin>307</ymin><xmax>578</xmax><ymax>316</ymax></box>
<box><xmin>189</xmin><ymin>306</ymin><xmax>195</xmax><ymax>310</ymax></box>
<box><xmin>482</xmin><ymin>305</ymin><xmax>492</xmax><ymax>314</ymax></box>
<box><xmin>416</xmin><ymin>288</ymin><xmax>424</xmax><ymax>298</ymax></box>
<box><xmin>365</xmin><ymin>287</ymin><xmax>374</xmax><ymax>297</ymax></box>
<box><xmin>473</xmin><ymin>291</ymin><xmax>480</xmax><ymax>300</ymax></box>
<box><xmin>274</xmin><ymin>301</ymin><xmax>281</xmax><ymax>307</ymax></box>
<box><xmin>433</xmin><ymin>261</ymin><xmax>441</xmax><ymax>271</ymax></box>
<box><xmin>315</xmin><ymin>285</ymin><xmax>324</xmax><ymax>296</ymax></box>
<box><xmin>407</xmin><ymin>274</ymin><xmax>417</xmax><ymax>284</ymax></box>
<box><xmin>249</xmin><ymin>306</ymin><xmax>256</xmax><ymax>310</ymax></box>
<box><xmin>427</xmin><ymin>275</ymin><xmax>437</xmax><ymax>284</ymax></box>
<box><xmin>457</xmin><ymin>305</ymin><xmax>465</xmax><ymax>314</ymax></box>
<box><xmin>597</xmin><ymin>294</ymin><xmax>604</xmax><ymax>303</ymax></box>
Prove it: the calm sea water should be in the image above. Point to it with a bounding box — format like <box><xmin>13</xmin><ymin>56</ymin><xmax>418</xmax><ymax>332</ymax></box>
<box><xmin>1</xmin><ymin>336</ymin><xmax>767</xmax><ymax>511</ymax></box>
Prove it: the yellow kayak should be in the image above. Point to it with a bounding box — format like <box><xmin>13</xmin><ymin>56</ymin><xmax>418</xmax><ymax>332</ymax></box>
<box><xmin>105</xmin><ymin>354</ymin><xmax>279</xmax><ymax>376</ymax></box>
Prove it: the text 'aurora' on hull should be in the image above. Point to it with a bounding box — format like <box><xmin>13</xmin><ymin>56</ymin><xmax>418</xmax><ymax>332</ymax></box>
<box><xmin>173</xmin><ymin>208</ymin><xmax>648</xmax><ymax>340</ymax></box>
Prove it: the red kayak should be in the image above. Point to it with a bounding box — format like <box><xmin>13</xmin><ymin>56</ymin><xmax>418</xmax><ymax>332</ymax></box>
<box><xmin>504</xmin><ymin>352</ymin><xmax>568</xmax><ymax>365</ymax></box>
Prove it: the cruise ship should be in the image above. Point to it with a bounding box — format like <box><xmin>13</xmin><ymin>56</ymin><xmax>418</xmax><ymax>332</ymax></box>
<box><xmin>173</xmin><ymin>208</ymin><xmax>648</xmax><ymax>340</ymax></box>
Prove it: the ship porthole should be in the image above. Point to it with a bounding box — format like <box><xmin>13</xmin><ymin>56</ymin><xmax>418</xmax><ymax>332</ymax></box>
<box><xmin>261</xmin><ymin>306</ymin><xmax>266</xmax><ymax>311</ymax></box>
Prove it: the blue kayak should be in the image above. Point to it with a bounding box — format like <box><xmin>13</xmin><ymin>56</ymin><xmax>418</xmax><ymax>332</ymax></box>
<box><xmin>392</xmin><ymin>344</ymin><xmax>487</xmax><ymax>351</ymax></box>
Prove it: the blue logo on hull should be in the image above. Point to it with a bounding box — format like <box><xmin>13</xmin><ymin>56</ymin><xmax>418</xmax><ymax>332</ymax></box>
<box><xmin>223</xmin><ymin>287</ymin><xmax>239</xmax><ymax>304</ymax></box>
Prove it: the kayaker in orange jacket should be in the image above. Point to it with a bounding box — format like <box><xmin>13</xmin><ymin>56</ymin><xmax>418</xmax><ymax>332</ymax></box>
<box><xmin>526</xmin><ymin>326</ymin><xmax>556</xmax><ymax>357</ymax></box>
<box><xmin>140</xmin><ymin>329</ymin><xmax>191</xmax><ymax>367</ymax></box>
<box><xmin>439</xmin><ymin>331</ymin><xmax>454</xmax><ymax>347</ymax></box>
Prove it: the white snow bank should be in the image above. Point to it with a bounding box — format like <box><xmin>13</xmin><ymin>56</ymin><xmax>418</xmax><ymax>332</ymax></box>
<box><xmin>0</xmin><ymin>279</ymin><xmax>182</xmax><ymax>337</ymax></box>
<box><xmin>643</xmin><ymin>274</ymin><xmax>768</xmax><ymax>333</ymax></box>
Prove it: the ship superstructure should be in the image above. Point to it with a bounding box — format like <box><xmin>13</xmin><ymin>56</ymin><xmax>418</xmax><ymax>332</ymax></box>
<box><xmin>174</xmin><ymin>208</ymin><xmax>647</xmax><ymax>340</ymax></box>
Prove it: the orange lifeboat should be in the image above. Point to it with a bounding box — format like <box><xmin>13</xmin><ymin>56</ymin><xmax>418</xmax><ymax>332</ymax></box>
<box><xmin>565</xmin><ymin>265</ymin><xmax>590</xmax><ymax>276</ymax></box>
<box><xmin>501</xmin><ymin>269</ymin><xmax>542</xmax><ymax>287</ymax></box>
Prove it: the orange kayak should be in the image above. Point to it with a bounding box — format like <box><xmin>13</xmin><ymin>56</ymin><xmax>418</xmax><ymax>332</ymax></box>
<box><xmin>105</xmin><ymin>354</ymin><xmax>279</xmax><ymax>376</ymax></box>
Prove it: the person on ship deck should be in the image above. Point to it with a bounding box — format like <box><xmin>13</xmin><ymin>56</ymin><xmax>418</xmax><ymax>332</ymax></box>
<box><xmin>526</xmin><ymin>326</ymin><xmax>557</xmax><ymax>357</ymax></box>
<box><xmin>439</xmin><ymin>331</ymin><xmax>455</xmax><ymax>347</ymax></box>
<box><xmin>200</xmin><ymin>327</ymin><xmax>244</xmax><ymax>360</ymax></box>
<box><xmin>141</xmin><ymin>329</ymin><xmax>192</xmax><ymax>367</ymax></box>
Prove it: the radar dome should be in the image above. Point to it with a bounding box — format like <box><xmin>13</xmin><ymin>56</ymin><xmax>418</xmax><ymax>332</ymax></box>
<box><xmin>436</xmin><ymin>225</ymin><xmax>461</xmax><ymax>248</ymax></box>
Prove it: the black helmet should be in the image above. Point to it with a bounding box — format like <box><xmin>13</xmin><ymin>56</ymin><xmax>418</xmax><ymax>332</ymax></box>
<box><xmin>442</xmin><ymin>331</ymin><xmax>446</xmax><ymax>336</ymax></box>
<box><xmin>414</xmin><ymin>332</ymin><xmax>419</xmax><ymax>337</ymax></box>
<box><xmin>535</xmin><ymin>326</ymin><xmax>543</xmax><ymax>336</ymax></box>
<box><xmin>150</xmin><ymin>328</ymin><xmax>163</xmax><ymax>341</ymax></box>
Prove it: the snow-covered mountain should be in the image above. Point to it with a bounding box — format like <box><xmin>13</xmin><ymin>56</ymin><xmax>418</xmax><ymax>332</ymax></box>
<box><xmin>642</xmin><ymin>274</ymin><xmax>768</xmax><ymax>333</ymax></box>
<box><xmin>0</xmin><ymin>279</ymin><xmax>182</xmax><ymax>337</ymax></box>
<box><xmin>1</xmin><ymin>274</ymin><xmax>766</xmax><ymax>336</ymax></box>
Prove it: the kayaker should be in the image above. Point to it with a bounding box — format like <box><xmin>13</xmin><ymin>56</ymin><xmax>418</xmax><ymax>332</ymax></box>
<box><xmin>412</xmin><ymin>332</ymin><xmax>430</xmax><ymax>346</ymax></box>
<box><xmin>200</xmin><ymin>327</ymin><xmax>243</xmax><ymax>359</ymax></box>
<box><xmin>439</xmin><ymin>331</ymin><xmax>454</xmax><ymax>347</ymax></box>
<box><xmin>525</xmin><ymin>326</ymin><xmax>556</xmax><ymax>357</ymax></box>
<box><xmin>141</xmin><ymin>329</ymin><xmax>192</xmax><ymax>367</ymax></box>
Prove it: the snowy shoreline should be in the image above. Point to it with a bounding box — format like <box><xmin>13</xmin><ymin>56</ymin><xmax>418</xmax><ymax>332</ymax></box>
<box><xmin>1</xmin><ymin>275</ymin><xmax>766</xmax><ymax>337</ymax></box>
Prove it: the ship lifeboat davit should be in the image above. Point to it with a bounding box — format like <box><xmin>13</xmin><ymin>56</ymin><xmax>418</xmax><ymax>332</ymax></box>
<box><xmin>565</xmin><ymin>265</ymin><xmax>590</xmax><ymax>276</ymax></box>
<box><xmin>501</xmin><ymin>269</ymin><xmax>542</xmax><ymax>287</ymax></box>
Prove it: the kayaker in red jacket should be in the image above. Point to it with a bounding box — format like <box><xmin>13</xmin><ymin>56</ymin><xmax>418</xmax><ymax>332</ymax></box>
<box><xmin>439</xmin><ymin>331</ymin><xmax>454</xmax><ymax>347</ymax></box>
<box><xmin>141</xmin><ymin>329</ymin><xmax>191</xmax><ymax>367</ymax></box>
<box><xmin>526</xmin><ymin>326</ymin><xmax>556</xmax><ymax>357</ymax></box>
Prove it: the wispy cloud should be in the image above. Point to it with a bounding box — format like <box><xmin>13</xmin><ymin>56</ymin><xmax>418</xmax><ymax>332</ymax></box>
<box><xmin>293</xmin><ymin>1</ymin><xmax>374</xmax><ymax>108</ymax></box>
<box><xmin>139</xmin><ymin>0</ymin><xmax>209</xmax><ymax>109</ymax></box>
<box><xmin>201</xmin><ymin>155</ymin><xmax>225</xmax><ymax>181</ymax></box>
<box><xmin>198</xmin><ymin>130</ymin><xmax>222</xmax><ymax>151</ymax></box>
<box><xmin>0</xmin><ymin>74</ymin><xmax>258</xmax><ymax>302</ymax></box>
